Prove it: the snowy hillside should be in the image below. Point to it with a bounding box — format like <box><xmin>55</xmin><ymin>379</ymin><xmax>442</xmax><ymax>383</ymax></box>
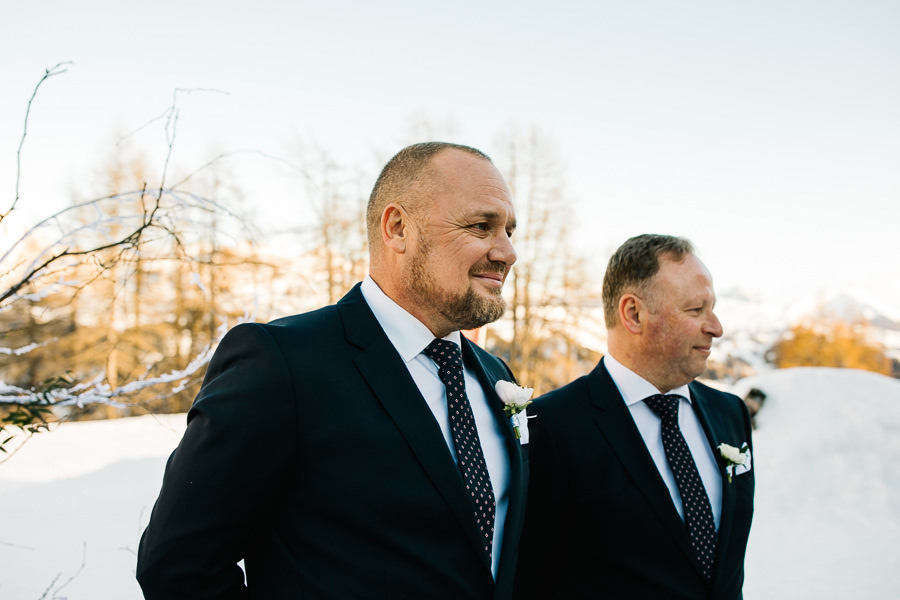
<box><xmin>712</xmin><ymin>289</ymin><xmax>900</xmax><ymax>381</ymax></box>
<box><xmin>1</xmin><ymin>368</ymin><xmax>899</xmax><ymax>599</ymax></box>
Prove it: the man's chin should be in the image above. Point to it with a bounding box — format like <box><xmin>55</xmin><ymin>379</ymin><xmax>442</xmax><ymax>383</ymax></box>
<box><xmin>688</xmin><ymin>362</ymin><xmax>710</xmax><ymax>381</ymax></box>
<box><xmin>475</xmin><ymin>290</ymin><xmax>506</xmax><ymax>311</ymax></box>
<box><xmin>461</xmin><ymin>297</ymin><xmax>506</xmax><ymax>330</ymax></box>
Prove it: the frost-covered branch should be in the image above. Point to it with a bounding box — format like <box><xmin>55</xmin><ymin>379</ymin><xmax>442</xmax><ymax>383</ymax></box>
<box><xmin>0</xmin><ymin>321</ymin><xmax>233</xmax><ymax>460</ymax></box>
<box><xmin>0</xmin><ymin>186</ymin><xmax>241</xmax><ymax>310</ymax></box>
<box><xmin>0</xmin><ymin>322</ymin><xmax>223</xmax><ymax>407</ymax></box>
<box><xmin>1</xmin><ymin>65</ymin><xmax>264</xmax><ymax>456</ymax></box>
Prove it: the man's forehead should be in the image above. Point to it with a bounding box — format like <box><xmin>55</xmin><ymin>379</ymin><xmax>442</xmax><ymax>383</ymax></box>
<box><xmin>656</xmin><ymin>254</ymin><xmax>714</xmax><ymax>286</ymax></box>
<box><xmin>430</xmin><ymin>159</ymin><xmax>513</xmax><ymax>209</ymax></box>
<box><xmin>431</xmin><ymin>149</ymin><xmax>504</xmax><ymax>183</ymax></box>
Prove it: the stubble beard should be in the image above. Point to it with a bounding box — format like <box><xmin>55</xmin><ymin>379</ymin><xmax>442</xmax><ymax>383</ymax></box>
<box><xmin>407</xmin><ymin>239</ymin><xmax>507</xmax><ymax>332</ymax></box>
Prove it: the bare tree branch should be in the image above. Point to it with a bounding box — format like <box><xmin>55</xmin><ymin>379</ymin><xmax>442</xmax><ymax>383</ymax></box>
<box><xmin>3</xmin><ymin>61</ymin><xmax>73</xmax><ymax>223</ymax></box>
<box><xmin>44</xmin><ymin>542</ymin><xmax>86</xmax><ymax>600</ymax></box>
<box><xmin>1</xmin><ymin>67</ymin><xmax>264</xmax><ymax>456</ymax></box>
<box><xmin>36</xmin><ymin>572</ymin><xmax>62</xmax><ymax>600</ymax></box>
<box><xmin>117</xmin><ymin>87</ymin><xmax>230</xmax><ymax>194</ymax></box>
<box><xmin>169</xmin><ymin>148</ymin><xmax>315</xmax><ymax>190</ymax></box>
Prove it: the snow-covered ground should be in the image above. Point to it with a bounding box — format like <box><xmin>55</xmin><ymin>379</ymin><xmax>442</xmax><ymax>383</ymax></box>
<box><xmin>0</xmin><ymin>414</ymin><xmax>187</xmax><ymax>599</ymax></box>
<box><xmin>1</xmin><ymin>367</ymin><xmax>899</xmax><ymax>599</ymax></box>
<box><xmin>732</xmin><ymin>368</ymin><xmax>900</xmax><ymax>599</ymax></box>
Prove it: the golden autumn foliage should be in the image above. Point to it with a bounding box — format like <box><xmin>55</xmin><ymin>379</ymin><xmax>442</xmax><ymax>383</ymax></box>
<box><xmin>769</xmin><ymin>320</ymin><xmax>893</xmax><ymax>376</ymax></box>
<box><xmin>0</xmin><ymin>149</ymin><xmax>272</xmax><ymax>421</ymax></box>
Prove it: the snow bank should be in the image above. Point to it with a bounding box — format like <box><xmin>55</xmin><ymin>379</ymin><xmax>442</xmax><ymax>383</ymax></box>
<box><xmin>0</xmin><ymin>414</ymin><xmax>185</xmax><ymax>599</ymax></box>
<box><xmin>733</xmin><ymin>367</ymin><xmax>900</xmax><ymax>599</ymax></box>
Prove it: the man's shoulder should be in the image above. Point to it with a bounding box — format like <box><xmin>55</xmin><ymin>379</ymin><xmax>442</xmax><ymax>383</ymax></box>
<box><xmin>212</xmin><ymin>304</ymin><xmax>345</xmax><ymax>360</ymax></box>
<box><xmin>262</xmin><ymin>284</ymin><xmax>366</xmax><ymax>335</ymax></box>
<box><xmin>267</xmin><ymin>303</ymin><xmax>341</xmax><ymax>330</ymax></box>
<box><xmin>212</xmin><ymin>298</ymin><xmax>356</xmax><ymax>362</ymax></box>
<box><xmin>530</xmin><ymin>371</ymin><xmax>595</xmax><ymax>416</ymax></box>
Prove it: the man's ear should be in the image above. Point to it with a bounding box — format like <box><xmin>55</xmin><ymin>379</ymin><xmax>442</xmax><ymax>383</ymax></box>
<box><xmin>381</xmin><ymin>203</ymin><xmax>412</xmax><ymax>254</ymax></box>
<box><xmin>620</xmin><ymin>294</ymin><xmax>643</xmax><ymax>335</ymax></box>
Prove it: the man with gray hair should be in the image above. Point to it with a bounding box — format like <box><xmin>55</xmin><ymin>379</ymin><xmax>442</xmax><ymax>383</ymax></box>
<box><xmin>515</xmin><ymin>234</ymin><xmax>754</xmax><ymax>599</ymax></box>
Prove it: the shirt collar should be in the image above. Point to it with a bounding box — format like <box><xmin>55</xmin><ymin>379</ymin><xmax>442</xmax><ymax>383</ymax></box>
<box><xmin>604</xmin><ymin>352</ymin><xmax>691</xmax><ymax>407</ymax></box>
<box><xmin>360</xmin><ymin>275</ymin><xmax>462</xmax><ymax>363</ymax></box>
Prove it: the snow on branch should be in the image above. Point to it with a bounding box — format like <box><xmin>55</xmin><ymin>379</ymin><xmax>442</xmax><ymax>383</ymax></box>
<box><xmin>0</xmin><ymin>320</ymin><xmax>227</xmax><ymax>408</ymax></box>
<box><xmin>1</xmin><ymin>64</ymin><xmax>264</xmax><ymax>457</ymax></box>
<box><xmin>0</xmin><ymin>186</ymin><xmax>242</xmax><ymax>309</ymax></box>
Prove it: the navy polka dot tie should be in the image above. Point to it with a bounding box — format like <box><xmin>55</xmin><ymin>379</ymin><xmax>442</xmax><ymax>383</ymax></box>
<box><xmin>424</xmin><ymin>339</ymin><xmax>495</xmax><ymax>561</ymax></box>
<box><xmin>644</xmin><ymin>394</ymin><xmax>718</xmax><ymax>581</ymax></box>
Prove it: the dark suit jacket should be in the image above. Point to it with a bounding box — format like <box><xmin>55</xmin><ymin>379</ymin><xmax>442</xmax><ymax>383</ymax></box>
<box><xmin>137</xmin><ymin>284</ymin><xmax>528</xmax><ymax>600</ymax></box>
<box><xmin>514</xmin><ymin>358</ymin><xmax>753</xmax><ymax>600</ymax></box>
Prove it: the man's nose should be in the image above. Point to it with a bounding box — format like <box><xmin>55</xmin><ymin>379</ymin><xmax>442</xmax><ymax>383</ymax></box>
<box><xmin>706</xmin><ymin>310</ymin><xmax>724</xmax><ymax>338</ymax></box>
<box><xmin>488</xmin><ymin>231</ymin><xmax>516</xmax><ymax>267</ymax></box>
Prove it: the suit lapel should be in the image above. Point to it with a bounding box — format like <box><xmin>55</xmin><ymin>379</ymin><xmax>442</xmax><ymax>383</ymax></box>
<box><xmin>689</xmin><ymin>383</ymin><xmax>738</xmax><ymax>580</ymax></box>
<box><xmin>337</xmin><ymin>287</ymin><xmax>494</xmax><ymax>572</ymax></box>
<box><xmin>460</xmin><ymin>336</ymin><xmax>520</xmax><ymax>454</ymax></box>
<box><xmin>461</xmin><ymin>338</ymin><xmax>528</xmax><ymax>593</ymax></box>
<box><xmin>588</xmin><ymin>360</ymin><xmax>702</xmax><ymax>570</ymax></box>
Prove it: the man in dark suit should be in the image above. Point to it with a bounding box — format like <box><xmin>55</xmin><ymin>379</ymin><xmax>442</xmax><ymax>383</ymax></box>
<box><xmin>515</xmin><ymin>234</ymin><xmax>754</xmax><ymax>600</ymax></box>
<box><xmin>137</xmin><ymin>142</ymin><xmax>529</xmax><ymax>599</ymax></box>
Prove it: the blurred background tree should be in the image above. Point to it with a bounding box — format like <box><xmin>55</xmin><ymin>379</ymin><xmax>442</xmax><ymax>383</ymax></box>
<box><xmin>1</xmin><ymin>68</ymin><xmax>607</xmax><ymax>457</ymax></box>
<box><xmin>769</xmin><ymin>318</ymin><xmax>894</xmax><ymax>376</ymax></box>
<box><xmin>488</xmin><ymin>124</ymin><xmax>603</xmax><ymax>396</ymax></box>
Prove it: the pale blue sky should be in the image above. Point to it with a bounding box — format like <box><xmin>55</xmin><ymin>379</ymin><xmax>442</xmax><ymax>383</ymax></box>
<box><xmin>2</xmin><ymin>1</ymin><xmax>898</xmax><ymax>315</ymax></box>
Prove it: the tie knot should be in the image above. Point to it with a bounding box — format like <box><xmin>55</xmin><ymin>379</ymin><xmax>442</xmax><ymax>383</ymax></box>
<box><xmin>423</xmin><ymin>338</ymin><xmax>462</xmax><ymax>372</ymax></box>
<box><xmin>644</xmin><ymin>393</ymin><xmax>682</xmax><ymax>423</ymax></box>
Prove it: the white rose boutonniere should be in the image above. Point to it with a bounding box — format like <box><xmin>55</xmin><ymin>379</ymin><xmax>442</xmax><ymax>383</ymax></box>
<box><xmin>718</xmin><ymin>442</ymin><xmax>751</xmax><ymax>483</ymax></box>
<box><xmin>495</xmin><ymin>380</ymin><xmax>534</xmax><ymax>445</ymax></box>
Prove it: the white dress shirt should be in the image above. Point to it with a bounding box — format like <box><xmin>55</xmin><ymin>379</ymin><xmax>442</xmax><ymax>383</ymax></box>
<box><xmin>604</xmin><ymin>353</ymin><xmax>723</xmax><ymax>529</ymax></box>
<box><xmin>360</xmin><ymin>276</ymin><xmax>511</xmax><ymax>577</ymax></box>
